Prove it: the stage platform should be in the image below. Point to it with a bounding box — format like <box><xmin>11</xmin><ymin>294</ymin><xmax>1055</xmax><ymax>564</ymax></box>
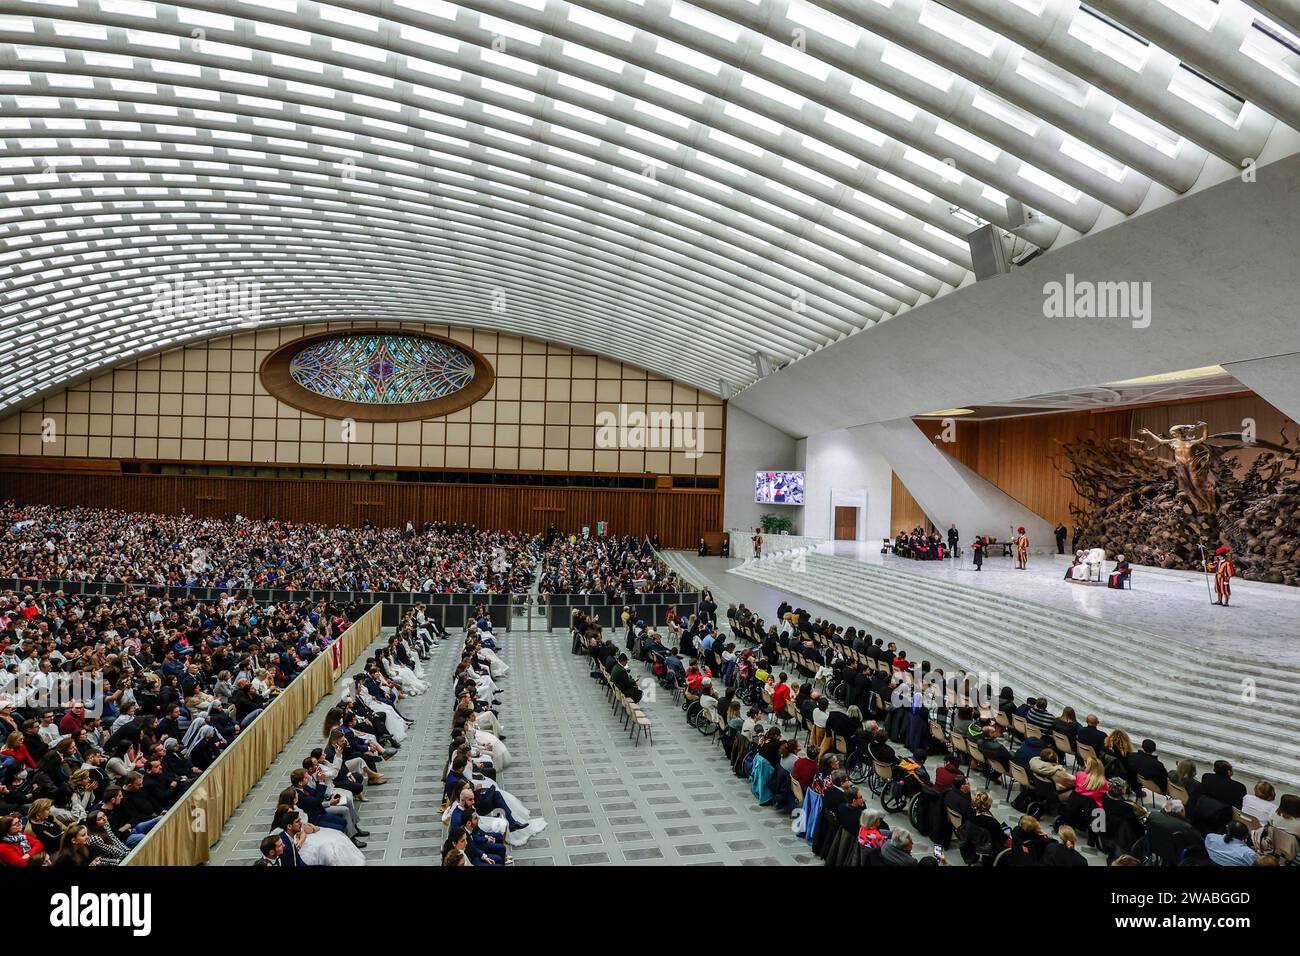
<box><xmin>670</xmin><ymin>544</ymin><xmax>1300</xmax><ymax>667</ymax></box>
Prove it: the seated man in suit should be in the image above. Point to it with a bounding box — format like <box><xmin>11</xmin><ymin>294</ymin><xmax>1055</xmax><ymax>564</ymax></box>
<box><xmin>463</xmin><ymin>811</ymin><xmax>509</xmax><ymax>866</ymax></box>
<box><xmin>113</xmin><ymin>774</ymin><xmax>165</xmax><ymax>846</ymax></box>
<box><xmin>610</xmin><ymin>654</ymin><xmax>642</xmax><ymax>703</ymax></box>
<box><xmin>1199</xmin><ymin>760</ymin><xmax>1247</xmax><ymax>810</ymax></box>
<box><xmin>836</xmin><ymin>785</ymin><xmax>867</xmax><ymax>835</ymax></box>
<box><xmin>942</xmin><ymin>774</ymin><xmax>973</xmax><ymax>820</ymax></box>
<box><xmin>1126</xmin><ymin>738</ymin><xmax>1169</xmax><ymax>794</ymax></box>
<box><xmin>444</xmin><ymin>756</ymin><xmax>527</xmax><ymax>831</ymax></box>
<box><xmin>1074</xmin><ymin>714</ymin><xmax>1108</xmax><ymax>756</ymax></box>
<box><xmin>820</xmin><ymin>770</ymin><xmax>851</xmax><ymax>818</ymax></box>
<box><xmin>291</xmin><ymin>768</ymin><xmax>366</xmax><ymax>843</ymax></box>
<box><xmin>1146</xmin><ymin>798</ymin><xmax>1201</xmax><ymax>865</ymax></box>
<box><xmin>257</xmin><ymin>834</ymin><xmax>286</xmax><ymax>867</ymax></box>
<box><xmin>269</xmin><ymin>811</ymin><xmax>313</xmax><ymax>867</ymax></box>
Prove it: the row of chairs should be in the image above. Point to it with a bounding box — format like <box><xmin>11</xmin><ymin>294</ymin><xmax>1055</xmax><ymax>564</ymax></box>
<box><xmin>732</xmin><ymin>616</ymin><xmax>1297</xmax><ymax>865</ymax></box>
<box><xmin>729</xmin><ymin>624</ymin><xmax>898</xmax><ymax>805</ymax></box>
<box><xmin>591</xmin><ymin>656</ymin><xmax>654</xmax><ymax>747</ymax></box>
<box><xmin>731</xmin><ymin>616</ymin><xmax>988</xmax><ymax>708</ymax></box>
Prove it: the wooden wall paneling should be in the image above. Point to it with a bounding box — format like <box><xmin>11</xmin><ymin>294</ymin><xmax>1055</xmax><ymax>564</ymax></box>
<box><xmin>889</xmin><ymin>471</ymin><xmax>931</xmax><ymax>534</ymax></box>
<box><xmin>911</xmin><ymin>411</ymin><xmax>1132</xmax><ymax>528</ymax></box>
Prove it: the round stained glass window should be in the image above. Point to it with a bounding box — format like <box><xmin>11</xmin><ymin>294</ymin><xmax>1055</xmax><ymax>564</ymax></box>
<box><xmin>259</xmin><ymin>329</ymin><xmax>495</xmax><ymax>422</ymax></box>
<box><xmin>289</xmin><ymin>333</ymin><xmax>476</xmax><ymax>405</ymax></box>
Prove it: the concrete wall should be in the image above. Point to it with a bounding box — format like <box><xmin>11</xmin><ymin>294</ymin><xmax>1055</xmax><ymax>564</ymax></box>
<box><xmin>858</xmin><ymin>419</ymin><xmax>1054</xmax><ymax>548</ymax></box>
<box><xmin>800</xmin><ymin>427</ymin><xmax>893</xmax><ymax>545</ymax></box>
<box><xmin>723</xmin><ymin>403</ymin><xmax>800</xmax><ymax>533</ymax></box>
<box><xmin>1224</xmin><ymin>353</ymin><xmax>1300</xmax><ymax>427</ymax></box>
<box><xmin>731</xmin><ymin>152</ymin><xmax>1300</xmax><ymax>439</ymax></box>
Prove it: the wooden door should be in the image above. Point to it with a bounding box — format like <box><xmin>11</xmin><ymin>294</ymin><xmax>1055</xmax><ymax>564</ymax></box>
<box><xmin>833</xmin><ymin>506</ymin><xmax>858</xmax><ymax>541</ymax></box>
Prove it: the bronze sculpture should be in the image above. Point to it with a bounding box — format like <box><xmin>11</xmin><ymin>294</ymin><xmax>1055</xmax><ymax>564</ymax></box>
<box><xmin>1134</xmin><ymin>422</ymin><xmax>1216</xmax><ymax>514</ymax></box>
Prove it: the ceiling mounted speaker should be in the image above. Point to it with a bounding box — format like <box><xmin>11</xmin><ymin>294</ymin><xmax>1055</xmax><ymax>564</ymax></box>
<box><xmin>967</xmin><ymin>224</ymin><xmax>1011</xmax><ymax>281</ymax></box>
<box><xmin>751</xmin><ymin>352</ymin><xmax>773</xmax><ymax>378</ymax></box>
<box><xmin>1005</xmin><ymin>198</ymin><xmax>1042</xmax><ymax>240</ymax></box>
<box><xmin>719</xmin><ymin>378</ymin><xmax>733</xmax><ymax>400</ymax></box>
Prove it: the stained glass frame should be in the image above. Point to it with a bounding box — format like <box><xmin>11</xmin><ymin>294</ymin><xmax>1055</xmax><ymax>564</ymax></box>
<box><xmin>260</xmin><ymin>329</ymin><xmax>495</xmax><ymax>422</ymax></box>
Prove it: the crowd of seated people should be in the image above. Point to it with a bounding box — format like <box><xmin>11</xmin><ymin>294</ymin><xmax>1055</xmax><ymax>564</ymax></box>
<box><xmin>437</xmin><ymin>613</ymin><xmax>547</xmax><ymax>867</ymax></box>
<box><xmin>0</xmin><ymin>585</ymin><xmax>366</xmax><ymax>866</ymax></box>
<box><xmin>0</xmin><ymin>503</ymin><xmax>540</xmax><ymax>593</ymax></box>
<box><xmin>892</xmin><ymin>528</ymin><xmax>946</xmax><ymax>561</ymax></box>
<box><xmin>718</xmin><ymin>599</ymin><xmax>1296</xmax><ymax>867</ymax></box>
<box><xmin>254</xmin><ymin>608</ymin><xmax>457</xmax><ymax>865</ymax></box>
<box><xmin>536</xmin><ymin>531</ymin><xmax>680</xmax><ymax>600</ymax></box>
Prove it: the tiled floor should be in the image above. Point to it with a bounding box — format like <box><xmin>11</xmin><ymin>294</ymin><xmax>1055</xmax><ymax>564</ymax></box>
<box><xmin>208</xmin><ymin>625</ymin><xmax>1105</xmax><ymax>866</ymax></box>
<box><xmin>505</xmin><ymin>630</ymin><xmax>812</xmax><ymax>867</ymax></box>
<box><xmin>207</xmin><ymin>626</ymin><xmax>815</xmax><ymax>866</ymax></box>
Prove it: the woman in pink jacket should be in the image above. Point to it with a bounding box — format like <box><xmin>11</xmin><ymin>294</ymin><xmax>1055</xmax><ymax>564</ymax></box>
<box><xmin>1074</xmin><ymin>757</ymin><xmax>1109</xmax><ymax>808</ymax></box>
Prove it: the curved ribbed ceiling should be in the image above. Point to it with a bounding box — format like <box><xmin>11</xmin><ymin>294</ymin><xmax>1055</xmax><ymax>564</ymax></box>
<box><xmin>3</xmin><ymin>0</ymin><xmax>1298</xmax><ymax>411</ymax></box>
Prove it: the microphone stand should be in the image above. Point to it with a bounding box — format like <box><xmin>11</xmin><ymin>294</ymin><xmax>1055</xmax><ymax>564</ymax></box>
<box><xmin>1195</xmin><ymin>542</ymin><xmax>1215</xmax><ymax>604</ymax></box>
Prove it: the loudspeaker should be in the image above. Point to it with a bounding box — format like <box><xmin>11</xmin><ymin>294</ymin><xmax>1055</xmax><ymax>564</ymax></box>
<box><xmin>966</xmin><ymin>223</ymin><xmax>1010</xmax><ymax>280</ymax></box>
<box><xmin>751</xmin><ymin>352</ymin><xmax>773</xmax><ymax>378</ymax></box>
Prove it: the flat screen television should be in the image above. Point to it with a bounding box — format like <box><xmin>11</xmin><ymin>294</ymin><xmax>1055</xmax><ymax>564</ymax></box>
<box><xmin>755</xmin><ymin>470</ymin><xmax>805</xmax><ymax>505</ymax></box>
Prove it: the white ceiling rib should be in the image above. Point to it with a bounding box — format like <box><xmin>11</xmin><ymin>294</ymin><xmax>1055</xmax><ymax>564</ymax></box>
<box><xmin>0</xmin><ymin>0</ymin><xmax>1295</xmax><ymax>412</ymax></box>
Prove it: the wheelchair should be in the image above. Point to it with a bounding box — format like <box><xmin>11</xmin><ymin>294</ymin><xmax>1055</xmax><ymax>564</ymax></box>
<box><xmin>692</xmin><ymin>706</ymin><xmax>719</xmax><ymax>736</ymax></box>
<box><xmin>735</xmin><ymin>674</ymin><xmax>760</xmax><ymax>707</ymax></box>
<box><xmin>844</xmin><ymin>735</ymin><xmax>872</xmax><ymax>785</ymax></box>
<box><xmin>873</xmin><ymin>757</ymin><xmax>928</xmax><ymax>813</ymax></box>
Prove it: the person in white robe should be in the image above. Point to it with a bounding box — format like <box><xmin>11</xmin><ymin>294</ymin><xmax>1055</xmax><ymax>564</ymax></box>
<box><xmin>397</xmin><ymin>637</ymin><xmax>426</xmax><ymax>681</ymax></box>
<box><xmin>456</xmin><ymin>691</ymin><xmax>504</xmax><ymax>740</ymax></box>
<box><xmin>277</xmin><ymin>809</ymin><xmax>364</xmax><ymax>867</ymax></box>
<box><xmin>344</xmin><ymin>686</ymin><xmax>407</xmax><ymax>744</ymax></box>
<box><xmin>463</xmin><ymin>711</ymin><xmax>510</xmax><ymax>770</ymax></box>
<box><xmin>464</xmin><ymin>665</ymin><xmax>498</xmax><ymax>700</ymax></box>
<box><xmin>379</xmin><ymin>651</ymin><xmax>426</xmax><ymax>696</ymax></box>
<box><xmin>468</xmin><ymin>628</ymin><xmax>508</xmax><ymax>678</ymax></box>
<box><xmin>441</xmin><ymin>780</ymin><xmax>547</xmax><ymax>847</ymax></box>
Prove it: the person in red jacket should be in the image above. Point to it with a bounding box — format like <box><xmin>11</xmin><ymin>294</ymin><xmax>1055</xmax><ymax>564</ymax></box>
<box><xmin>0</xmin><ymin>814</ymin><xmax>44</xmax><ymax>866</ymax></box>
<box><xmin>770</xmin><ymin>674</ymin><xmax>791</xmax><ymax>715</ymax></box>
<box><xmin>58</xmin><ymin>702</ymin><xmax>86</xmax><ymax>739</ymax></box>
<box><xmin>791</xmin><ymin>754</ymin><xmax>818</xmax><ymax>792</ymax></box>
<box><xmin>1</xmin><ymin>732</ymin><xmax>36</xmax><ymax>770</ymax></box>
<box><xmin>934</xmin><ymin>756</ymin><xmax>963</xmax><ymax>794</ymax></box>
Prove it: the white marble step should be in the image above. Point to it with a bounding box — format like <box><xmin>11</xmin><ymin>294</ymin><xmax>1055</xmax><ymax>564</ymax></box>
<box><xmin>655</xmin><ymin>548</ymin><xmax>703</xmax><ymax>592</ymax></box>
<box><xmin>730</xmin><ymin>555</ymin><xmax>1300</xmax><ymax>790</ymax></box>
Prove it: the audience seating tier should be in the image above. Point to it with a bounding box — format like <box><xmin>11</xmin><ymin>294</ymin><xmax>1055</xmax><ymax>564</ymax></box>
<box><xmin>0</xmin><ymin>577</ymin><xmax>509</xmax><ymax>629</ymax></box>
